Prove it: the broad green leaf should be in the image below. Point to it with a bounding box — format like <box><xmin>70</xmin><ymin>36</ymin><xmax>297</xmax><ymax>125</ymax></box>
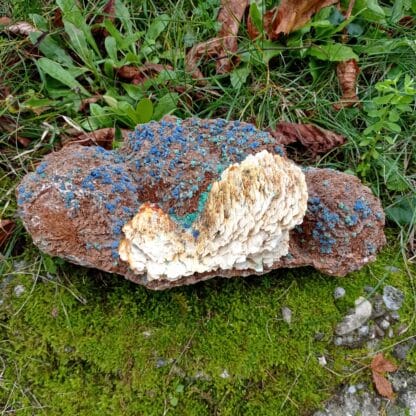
<box><xmin>105</xmin><ymin>37</ymin><xmax>118</xmax><ymax>62</ymax></box>
<box><xmin>37</xmin><ymin>58</ymin><xmax>89</xmax><ymax>96</ymax></box>
<box><xmin>122</xmin><ymin>83</ymin><xmax>144</xmax><ymax>100</ymax></box>
<box><xmin>29</xmin><ymin>13</ymin><xmax>48</xmax><ymax>31</ymax></box>
<box><xmin>249</xmin><ymin>3</ymin><xmax>263</xmax><ymax>34</ymax></box>
<box><xmin>145</xmin><ymin>14</ymin><xmax>170</xmax><ymax>42</ymax></box>
<box><xmin>28</xmin><ymin>32</ymin><xmax>74</xmax><ymax>67</ymax></box>
<box><xmin>353</xmin><ymin>0</ymin><xmax>386</xmax><ymax>22</ymax></box>
<box><xmin>347</xmin><ymin>22</ymin><xmax>364</xmax><ymax>37</ymax></box>
<box><xmin>115</xmin><ymin>0</ymin><xmax>134</xmax><ymax>36</ymax></box>
<box><xmin>230</xmin><ymin>66</ymin><xmax>251</xmax><ymax>89</ymax></box>
<box><xmin>373</xmin><ymin>93</ymin><xmax>395</xmax><ymax>104</ymax></box>
<box><xmin>63</xmin><ymin>20</ymin><xmax>96</xmax><ymax>65</ymax></box>
<box><xmin>153</xmin><ymin>93</ymin><xmax>179</xmax><ymax>120</ymax></box>
<box><xmin>385</xmin><ymin>121</ymin><xmax>401</xmax><ymax>132</ymax></box>
<box><xmin>136</xmin><ymin>98</ymin><xmax>153</xmax><ymax>123</ymax></box>
<box><xmin>391</xmin><ymin>0</ymin><xmax>405</xmax><ymax>22</ymax></box>
<box><xmin>308</xmin><ymin>43</ymin><xmax>358</xmax><ymax>61</ymax></box>
<box><xmin>385</xmin><ymin>196</ymin><xmax>416</xmax><ymax>225</ymax></box>
<box><xmin>257</xmin><ymin>40</ymin><xmax>282</xmax><ymax>65</ymax></box>
<box><xmin>388</xmin><ymin>109</ymin><xmax>400</xmax><ymax>122</ymax></box>
<box><xmin>103</xmin><ymin>95</ymin><xmax>119</xmax><ymax>108</ymax></box>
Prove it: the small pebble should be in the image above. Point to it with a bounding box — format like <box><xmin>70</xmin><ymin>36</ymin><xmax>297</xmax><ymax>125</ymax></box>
<box><xmin>142</xmin><ymin>330</ymin><xmax>152</xmax><ymax>338</ymax></box>
<box><xmin>281</xmin><ymin>307</ymin><xmax>292</xmax><ymax>324</ymax></box>
<box><xmin>384</xmin><ymin>265</ymin><xmax>400</xmax><ymax>273</ymax></box>
<box><xmin>334</xmin><ymin>337</ymin><xmax>343</xmax><ymax>346</ymax></box>
<box><xmin>378</xmin><ymin>319</ymin><xmax>390</xmax><ymax>330</ymax></box>
<box><xmin>371</xmin><ymin>294</ymin><xmax>386</xmax><ymax>318</ymax></box>
<box><xmin>13</xmin><ymin>285</ymin><xmax>25</xmax><ymax>297</ymax></box>
<box><xmin>358</xmin><ymin>325</ymin><xmax>369</xmax><ymax>337</ymax></box>
<box><xmin>314</xmin><ymin>332</ymin><xmax>325</xmax><ymax>341</ymax></box>
<box><xmin>390</xmin><ymin>311</ymin><xmax>400</xmax><ymax>321</ymax></box>
<box><xmin>333</xmin><ymin>287</ymin><xmax>346</xmax><ymax>300</ymax></box>
<box><xmin>318</xmin><ymin>356</ymin><xmax>327</xmax><ymax>367</ymax></box>
<box><xmin>383</xmin><ymin>286</ymin><xmax>404</xmax><ymax>311</ymax></box>
<box><xmin>374</xmin><ymin>324</ymin><xmax>385</xmax><ymax>338</ymax></box>
<box><xmin>388</xmin><ymin>328</ymin><xmax>394</xmax><ymax>338</ymax></box>
<box><xmin>347</xmin><ymin>385</ymin><xmax>357</xmax><ymax>394</ymax></box>
<box><xmin>220</xmin><ymin>369</ymin><xmax>230</xmax><ymax>379</ymax></box>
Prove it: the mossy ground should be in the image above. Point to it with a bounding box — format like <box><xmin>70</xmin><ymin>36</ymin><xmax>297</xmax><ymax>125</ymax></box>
<box><xmin>1</xmin><ymin>233</ymin><xmax>415</xmax><ymax>415</ymax></box>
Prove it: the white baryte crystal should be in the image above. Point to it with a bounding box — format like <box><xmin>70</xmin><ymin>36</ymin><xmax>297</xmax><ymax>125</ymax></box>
<box><xmin>118</xmin><ymin>151</ymin><xmax>308</xmax><ymax>281</ymax></box>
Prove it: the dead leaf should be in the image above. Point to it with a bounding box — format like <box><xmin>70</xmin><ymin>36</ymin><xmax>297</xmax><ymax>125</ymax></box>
<box><xmin>62</xmin><ymin>128</ymin><xmax>130</xmax><ymax>150</ymax></box>
<box><xmin>79</xmin><ymin>95</ymin><xmax>102</xmax><ymax>112</ymax></box>
<box><xmin>370</xmin><ymin>353</ymin><xmax>398</xmax><ymax>400</ymax></box>
<box><xmin>268</xmin><ymin>121</ymin><xmax>345</xmax><ymax>157</ymax></box>
<box><xmin>333</xmin><ymin>59</ymin><xmax>360</xmax><ymax>110</ymax></box>
<box><xmin>0</xmin><ymin>219</ymin><xmax>15</xmax><ymax>249</ymax></box>
<box><xmin>5</xmin><ymin>21</ymin><xmax>37</xmax><ymax>36</ymax></box>
<box><xmin>372</xmin><ymin>371</ymin><xmax>395</xmax><ymax>400</ymax></box>
<box><xmin>15</xmin><ymin>136</ymin><xmax>32</xmax><ymax>147</ymax></box>
<box><xmin>52</xmin><ymin>8</ymin><xmax>63</xmax><ymax>28</ymax></box>
<box><xmin>0</xmin><ymin>77</ymin><xmax>11</xmax><ymax>100</ymax></box>
<box><xmin>264</xmin><ymin>0</ymin><xmax>338</xmax><ymax>40</ymax></box>
<box><xmin>117</xmin><ymin>63</ymin><xmax>173</xmax><ymax>85</ymax></box>
<box><xmin>91</xmin><ymin>0</ymin><xmax>117</xmax><ymax>40</ymax></box>
<box><xmin>185</xmin><ymin>0</ymin><xmax>249</xmax><ymax>79</ymax></box>
<box><xmin>0</xmin><ymin>17</ymin><xmax>12</xmax><ymax>26</ymax></box>
<box><xmin>371</xmin><ymin>353</ymin><xmax>398</xmax><ymax>374</ymax></box>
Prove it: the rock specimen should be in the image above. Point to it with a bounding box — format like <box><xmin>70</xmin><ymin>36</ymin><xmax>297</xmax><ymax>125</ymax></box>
<box><xmin>17</xmin><ymin>117</ymin><xmax>386</xmax><ymax>290</ymax></box>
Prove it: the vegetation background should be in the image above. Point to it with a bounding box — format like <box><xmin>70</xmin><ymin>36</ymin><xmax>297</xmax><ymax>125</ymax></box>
<box><xmin>0</xmin><ymin>0</ymin><xmax>415</xmax><ymax>414</ymax></box>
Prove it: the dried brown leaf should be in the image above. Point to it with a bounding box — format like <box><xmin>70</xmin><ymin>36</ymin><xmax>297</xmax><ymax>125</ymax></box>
<box><xmin>370</xmin><ymin>353</ymin><xmax>398</xmax><ymax>400</ymax></box>
<box><xmin>117</xmin><ymin>63</ymin><xmax>173</xmax><ymax>85</ymax></box>
<box><xmin>0</xmin><ymin>17</ymin><xmax>12</xmax><ymax>26</ymax></box>
<box><xmin>268</xmin><ymin>121</ymin><xmax>345</xmax><ymax>157</ymax></box>
<box><xmin>371</xmin><ymin>353</ymin><xmax>398</xmax><ymax>374</ymax></box>
<box><xmin>372</xmin><ymin>371</ymin><xmax>395</xmax><ymax>400</ymax></box>
<box><xmin>102</xmin><ymin>0</ymin><xmax>116</xmax><ymax>19</ymax></box>
<box><xmin>79</xmin><ymin>95</ymin><xmax>102</xmax><ymax>112</ymax></box>
<box><xmin>15</xmin><ymin>136</ymin><xmax>32</xmax><ymax>147</ymax></box>
<box><xmin>5</xmin><ymin>21</ymin><xmax>37</xmax><ymax>36</ymax></box>
<box><xmin>265</xmin><ymin>0</ymin><xmax>338</xmax><ymax>39</ymax></box>
<box><xmin>52</xmin><ymin>8</ymin><xmax>63</xmax><ymax>28</ymax></box>
<box><xmin>0</xmin><ymin>219</ymin><xmax>15</xmax><ymax>249</ymax></box>
<box><xmin>333</xmin><ymin>59</ymin><xmax>360</xmax><ymax>110</ymax></box>
<box><xmin>62</xmin><ymin>128</ymin><xmax>130</xmax><ymax>150</ymax></box>
<box><xmin>185</xmin><ymin>0</ymin><xmax>249</xmax><ymax>78</ymax></box>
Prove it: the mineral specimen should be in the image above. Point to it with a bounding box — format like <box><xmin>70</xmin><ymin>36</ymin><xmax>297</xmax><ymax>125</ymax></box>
<box><xmin>17</xmin><ymin>117</ymin><xmax>386</xmax><ymax>289</ymax></box>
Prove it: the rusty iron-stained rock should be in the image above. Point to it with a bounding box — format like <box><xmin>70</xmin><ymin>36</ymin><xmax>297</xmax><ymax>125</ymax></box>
<box><xmin>17</xmin><ymin>117</ymin><xmax>386</xmax><ymax>290</ymax></box>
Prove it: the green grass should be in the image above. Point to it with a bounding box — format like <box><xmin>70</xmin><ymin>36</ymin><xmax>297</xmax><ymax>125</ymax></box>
<box><xmin>1</xmin><ymin>0</ymin><xmax>416</xmax><ymax>414</ymax></box>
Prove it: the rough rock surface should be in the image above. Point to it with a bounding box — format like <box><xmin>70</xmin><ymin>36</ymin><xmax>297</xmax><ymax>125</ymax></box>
<box><xmin>17</xmin><ymin>117</ymin><xmax>386</xmax><ymax>289</ymax></box>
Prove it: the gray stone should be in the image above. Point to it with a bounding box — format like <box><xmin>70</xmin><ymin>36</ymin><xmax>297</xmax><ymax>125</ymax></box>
<box><xmin>318</xmin><ymin>356</ymin><xmax>327</xmax><ymax>367</ymax></box>
<box><xmin>358</xmin><ymin>325</ymin><xmax>369</xmax><ymax>337</ymax></box>
<box><xmin>378</xmin><ymin>318</ymin><xmax>390</xmax><ymax>330</ymax></box>
<box><xmin>220</xmin><ymin>369</ymin><xmax>230</xmax><ymax>379</ymax></box>
<box><xmin>347</xmin><ymin>385</ymin><xmax>357</xmax><ymax>394</ymax></box>
<box><xmin>13</xmin><ymin>285</ymin><xmax>25</xmax><ymax>297</ymax></box>
<box><xmin>390</xmin><ymin>311</ymin><xmax>400</xmax><ymax>321</ymax></box>
<box><xmin>335</xmin><ymin>297</ymin><xmax>372</xmax><ymax>335</ymax></box>
<box><xmin>281</xmin><ymin>306</ymin><xmax>292</xmax><ymax>324</ymax></box>
<box><xmin>333</xmin><ymin>336</ymin><xmax>343</xmax><ymax>346</ymax></box>
<box><xmin>383</xmin><ymin>286</ymin><xmax>404</xmax><ymax>311</ymax></box>
<box><xmin>393</xmin><ymin>338</ymin><xmax>416</xmax><ymax>361</ymax></box>
<box><xmin>334</xmin><ymin>287</ymin><xmax>346</xmax><ymax>300</ymax></box>
<box><xmin>371</xmin><ymin>294</ymin><xmax>386</xmax><ymax>318</ymax></box>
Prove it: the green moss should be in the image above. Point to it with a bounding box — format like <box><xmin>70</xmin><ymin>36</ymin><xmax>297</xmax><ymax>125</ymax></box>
<box><xmin>0</xmin><ymin>235</ymin><xmax>415</xmax><ymax>415</ymax></box>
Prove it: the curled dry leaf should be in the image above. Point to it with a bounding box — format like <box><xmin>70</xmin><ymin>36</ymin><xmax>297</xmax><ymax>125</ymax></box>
<box><xmin>268</xmin><ymin>121</ymin><xmax>345</xmax><ymax>157</ymax></box>
<box><xmin>92</xmin><ymin>0</ymin><xmax>116</xmax><ymax>39</ymax></box>
<box><xmin>252</xmin><ymin>0</ymin><xmax>338</xmax><ymax>40</ymax></box>
<box><xmin>4</xmin><ymin>21</ymin><xmax>37</xmax><ymax>36</ymax></box>
<box><xmin>15</xmin><ymin>136</ymin><xmax>32</xmax><ymax>147</ymax></box>
<box><xmin>371</xmin><ymin>353</ymin><xmax>398</xmax><ymax>373</ymax></box>
<box><xmin>0</xmin><ymin>17</ymin><xmax>12</xmax><ymax>26</ymax></box>
<box><xmin>370</xmin><ymin>353</ymin><xmax>398</xmax><ymax>400</ymax></box>
<box><xmin>0</xmin><ymin>219</ymin><xmax>15</xmax><ymax>249</ymax></box>
<box><xmin>334</xmin><ymin>59</ymin><xmax>360</xmax><ymax>110</ymax></box>
<box><xmin>79</xmin><ymin>95</ymin><xmax>102</xmax><ymax>112</ymax></box>
<box><xmin>117</xmin><ymin>63</ymin><xmax>173</xmax><ymax>85</ymax></box>
<box><xmin>62</xmin><ymin>128</ymin><xmax>130</xmax><ymax>150</ymax></box>
<box><xmin>185</xmin><ymin>0</ymin><xmax>249</xmax><ymax>79</ymax></box>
